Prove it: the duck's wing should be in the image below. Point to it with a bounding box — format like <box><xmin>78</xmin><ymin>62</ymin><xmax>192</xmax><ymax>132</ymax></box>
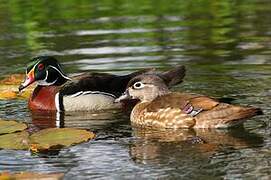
<box><xmin>147</xmin><ymin>93</ymin><xmax>219</xmax><ymax>112</ymax></box>
<box><xmin>142</xmin><ymin>93</ymin><xmax>220</xmax><ymax>128</ymax></box>
<box><xmin>142</xmin><ymin>93</ymin><xmax>198</xmax><ymax>129</ymax></box>
<box><xmin>61</xmin><ymin>69</ymin><xmax>154</xmax><ymax>97</ymax></box>
<box><xmin>176</xmin><ymin>93</ymin><xmax>262</xmax><ymax>128</ymax></box>
<box><xmin>146</xmin><ymin>92</ymin><xmax>262</xmax><ymax>128</ymax></box>
<box><xmin>194</xmin><ymin>103</ymin><xmax>262</xmax><ymax>128</ymax></box>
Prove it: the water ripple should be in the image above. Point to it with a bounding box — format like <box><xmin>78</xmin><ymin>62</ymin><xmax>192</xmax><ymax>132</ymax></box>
<box><xmin>63</xmin><ymin>46</ymin><xmax>160</xmax><ymax>55</ymax></box>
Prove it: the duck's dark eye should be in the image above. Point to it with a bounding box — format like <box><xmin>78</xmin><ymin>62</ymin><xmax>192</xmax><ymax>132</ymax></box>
<box><xmin>38</xmin><ymin>63</ymin><xmax>44</xmax><ymax>70</ymax></box>
<box><xmin>133</xmin><ymin>82</ymin><xmax>144</xmax><ymax>89</ymax></box>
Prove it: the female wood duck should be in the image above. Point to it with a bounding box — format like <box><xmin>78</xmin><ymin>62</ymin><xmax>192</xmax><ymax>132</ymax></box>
<box><xmin>18</xmin><ymin>56</ymin><xmax>186</xmax><ymax>112</ymax></box>
<box><xmin>115</xmin><ymin>74</ymin><xmax>263</xmax><ymax>129</ymax></box>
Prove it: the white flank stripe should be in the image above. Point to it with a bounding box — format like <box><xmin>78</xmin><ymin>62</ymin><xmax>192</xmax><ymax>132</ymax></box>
<box><xmin>70</xmin><ymin>91</ymin><xmax>83</xmax><ymax>98</ymax></box>
<box><xmin>69</xmin><ymin>91</ymin><xmax>116</xmax><ymax>98</ymax></box>
<box><xmin>82</xmin><ymin>91</ymin><xmax>116</xmax><ymax>98</ymax></box>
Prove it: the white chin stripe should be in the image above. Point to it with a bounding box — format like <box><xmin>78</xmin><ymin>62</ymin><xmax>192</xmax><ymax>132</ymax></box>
<box><xmin>37</xmin><ymin>69</ymin><xmax>57</xmax><ymax>86</ymax></box>
<box><xmin>37</xmin><ymin>78</ymin><xmax>58</xmax><ymax>86</ymax></box>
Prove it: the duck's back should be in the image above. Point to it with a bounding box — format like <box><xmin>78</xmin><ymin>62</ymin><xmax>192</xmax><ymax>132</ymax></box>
<box><xmin>146</xmin><ymin>93</ymin><xmax>219</xmax><ymax>111</ymax></box>
<box><xmin>61</xmin><ymin>72</ymin><xmax>141</xmax><ymax>97</ymax></box>
<box><xmin>58</xmin><ymin>72</ymin><xmax>137</xmax><ymax>111</ymax></box>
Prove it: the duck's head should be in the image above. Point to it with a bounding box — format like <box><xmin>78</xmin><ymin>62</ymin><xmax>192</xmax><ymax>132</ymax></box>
<box><xmin>19</xmin><ymin>56</ymin><xmax>71</xmax><ymax>92</ymax></box>
<box><xmin>115</xmin><ymin>74</ymin><xmax>170</xmax><ymax>103</ymax></box>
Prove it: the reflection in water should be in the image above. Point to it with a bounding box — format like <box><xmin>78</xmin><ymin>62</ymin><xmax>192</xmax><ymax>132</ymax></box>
<box><xmin>30</xmin><ymin>111</ymin><xmax>57</xmax><ymax>130</ymax></box>
<box><xmin>28</xmin><ymin>110</ymin><xmax>264</xmax><ymax>179</ymax></box>
<box><xmin>30</xmin><ymin>109</ymin><xmax>126</xmax><ymax>131</ymax></box>
<box><xmin>130</xmin><ymin>127</ymin><xmax>263</xmax><ymax>165</ymax></box>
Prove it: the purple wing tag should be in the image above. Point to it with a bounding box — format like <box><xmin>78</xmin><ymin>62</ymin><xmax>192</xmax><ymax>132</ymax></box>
<box><xmin>183</xmin><ymin>103</ymin><xmax>203</xmax><ymax>117</ymax></box>
<box><xmin>183</xmin><ymin>104</ymin><xmax>194</xmax><ymax>114</ymax></box>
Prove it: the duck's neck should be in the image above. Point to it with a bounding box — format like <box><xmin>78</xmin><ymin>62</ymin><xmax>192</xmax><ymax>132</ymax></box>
<box><xmin>53</xmin><ymin>76</ymin><xmax>69</xmax><ymax>86</ymax></box>
<box><xmin>37</xmin><ymin>75</ymin><xmax>69</xmax><ymax>86</ymax></box>
<box><xmin>142</xmin><ymin>89</ymin><xmax>171</xmax><ymax>102</ymax></box>
<box><xmin>38</xmin><ymin>67</ymin><xmax>70</xmax><ymax>86</ymax></box>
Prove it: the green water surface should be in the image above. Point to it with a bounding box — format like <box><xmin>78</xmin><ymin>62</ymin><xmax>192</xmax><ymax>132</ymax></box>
<box><xmin>0</xmin><ymin>0</ymin><xmax>270</xmax><ymax>179</ymax></box>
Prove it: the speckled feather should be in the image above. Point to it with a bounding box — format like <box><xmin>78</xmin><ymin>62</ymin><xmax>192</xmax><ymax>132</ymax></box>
<box><xmin>130</xmin><ymin>92</ymin><xmax>262</xmax><ymax>129</ymax></box>
<box><xmin>123</xmin><ymin>75</ymin><xmax>263</xmax><ymax>129</ymax></box>
<box><xmin>131</xmin><ymin>102</ymin><xmax>195</xmax><ymax>129</ymax></box>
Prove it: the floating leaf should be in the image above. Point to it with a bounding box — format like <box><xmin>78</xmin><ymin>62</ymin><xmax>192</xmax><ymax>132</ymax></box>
<box><xmin>30</xmin><ymin>128</ymin><xmax>95</xmax><ymax>153</ymax></box>
<box><xmin>0</xmin><ymin>131</ymin><xmax>29</xmax><ymax>150</ymax></box>
<box><xmin>0</xmin><ymin>73</ymin><xmax>34</xmax><ymax>99</ymax></box>
<box><xmin>0</xmin><ymin>90</ymin><xmax>17</xmax><ymax>99</ymax></box>
<box><xmin>0</xmin><ymin>119</ymin><xmax>27</xmax><ymax>135</ymax></box>
<box><xmin>0</xmin><ymin>171</ymin><xmax>64</xmax><ymax>180</ymax></box>
<box><xmin>0</xmin><ymin>85</ymin><xmax>33</xmax><ymax>99</ymax></box>
<box><xmin>0</xmin><ymin>74</ymin><xmax>25</xmax><ymax>85</ymax></box>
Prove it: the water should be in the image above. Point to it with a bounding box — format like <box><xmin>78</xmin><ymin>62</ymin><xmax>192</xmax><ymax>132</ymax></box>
<box><xmin>0</xmin><ymin>0</ymin><xmax>271</xmax><ymax>179</ymax></box>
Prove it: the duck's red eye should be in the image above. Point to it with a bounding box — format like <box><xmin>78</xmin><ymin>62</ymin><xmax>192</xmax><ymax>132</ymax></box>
<box><xmin>38</xmin><ymin>63</ymin><xmax>44</xmax><ymax>70</ymax></box>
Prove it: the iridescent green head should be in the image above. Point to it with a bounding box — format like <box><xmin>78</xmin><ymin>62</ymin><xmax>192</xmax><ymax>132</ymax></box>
<box><xmin>19</xmin><ymin>56</ymin><xmax>71</xmax><ymax>91</ymax></box>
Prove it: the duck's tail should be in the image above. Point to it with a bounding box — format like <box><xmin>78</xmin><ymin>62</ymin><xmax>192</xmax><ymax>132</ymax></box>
<box><xmin>194</xmin><ymin>103</ymin><xmax>263</xmax><ymax>128</ymax></box>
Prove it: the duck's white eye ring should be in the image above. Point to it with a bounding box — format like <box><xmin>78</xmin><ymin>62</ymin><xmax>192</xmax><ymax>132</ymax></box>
<box><xmin>133</xmin><ymin>82</ymin><xmax>144</xmax><ymax>89</ymax></box>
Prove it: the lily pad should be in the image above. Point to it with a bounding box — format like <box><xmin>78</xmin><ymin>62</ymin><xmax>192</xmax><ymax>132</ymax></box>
<box><xmin>0</xmin><ymin>119</ymin><xmax>27</xmax><ymax>135</ymax></box>
<box><xmin>30</xmin><ymin>128</ymin><xmax>95</xmax><ymax>153</ymax></box>
<box><xmin>0</xmin><ymin>171</ymin><xmax>64</xmax><ymax>180</ymax></box>
<box><xmin>0</xmin><ymin>74</ymin><xmax>33</xmax><ymax>99</ymax></box>
<box><xmin>0</xmin><ymin>131</ymin><xmax>29</xmax><ymax>150</ymax></box>
<box><xmin>0</xmin><ymin>85</ymin><xmax>33</xmax><ymax>99</ymax></box>
<box><xmin>0</xmin><ymin>74</ymin><xmax>25</xmax><ymax>85</ymax></box>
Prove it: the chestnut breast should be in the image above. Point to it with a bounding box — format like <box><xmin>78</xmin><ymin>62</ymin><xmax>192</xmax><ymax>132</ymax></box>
<box><xmin>28</xmin><ymin>86</ymin><xmax>59</xmax><ymax>111</ymax></box>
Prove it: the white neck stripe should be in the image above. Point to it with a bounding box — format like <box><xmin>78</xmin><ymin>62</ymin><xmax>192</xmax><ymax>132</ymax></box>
<box><xmin>55</xmin><ymin>92</ymin><xmax>61</xmax><ymax>112</ymax></box>
<box><xmin>49</xmin><ymin>65</ymin><xmax>71</xmax><ymax>80</ymax></box>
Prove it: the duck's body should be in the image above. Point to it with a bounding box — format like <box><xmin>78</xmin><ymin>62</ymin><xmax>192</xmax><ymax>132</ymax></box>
<box><xmin>116</xmin><ymin>74</ymin><xmax>262</xmax><ymax>129</ymax></box>
<box><xmin>130</xmin><ymin>92</ymin><xmax>261</xmax><ymax>129</ymax></box>
<box><xmin>29</xmin><ymin>73</ymin><xmax>126</xmax><ymax>111</ymax></box>
<box><xmin>20</xmin><ymin>56</ymin><xmax>186</xmax><ymax>112</ymax></box>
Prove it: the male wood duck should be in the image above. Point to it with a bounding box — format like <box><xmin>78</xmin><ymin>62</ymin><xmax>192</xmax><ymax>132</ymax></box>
<box><xmin>115</xmin><ymin>74</ymin><xmax>263</xmax><ymax>129</ymax></box>
<box><xmin>18</xmin><ymin>56</ymin><xmax>186</xmax><ymax>112</ymax></box>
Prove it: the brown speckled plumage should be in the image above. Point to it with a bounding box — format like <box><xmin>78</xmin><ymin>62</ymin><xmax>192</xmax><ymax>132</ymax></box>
<box><xmin>116</xmin><ymin>74</ymin><xmax>262</xmax><ymax>129</ymax></box>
